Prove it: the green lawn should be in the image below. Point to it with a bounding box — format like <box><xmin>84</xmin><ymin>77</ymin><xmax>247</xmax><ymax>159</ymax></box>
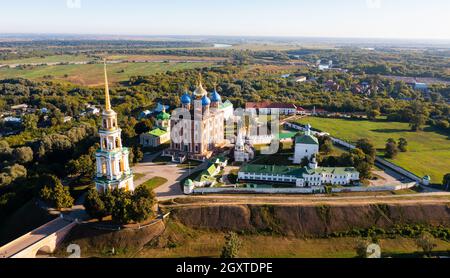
<box><xmin>0</xmin><ymin>62</ymin><xmax>214</xmax><ymax>86</ymax></box>
<box><xmin>295</xmin><ymin>117</ymin><xmax>450</xmax><ymax>183</ymax></box>
<box><xmin>140</xmin><ymin>177</ymin><xmax>168</xmax><ymax>191</ymax></box>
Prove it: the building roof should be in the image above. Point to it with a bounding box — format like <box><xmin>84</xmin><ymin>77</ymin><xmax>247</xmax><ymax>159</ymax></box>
<box><xmin>295</xmin><ymin>134</ymin><xmax>319</xmax><ymax>145</ymax></box>
<box><xmin>156</xmin><ymin>111</ymin><xmax>171</xmax><ymax>121</ymax></box>
<box><xmin>210</xmin><ymin>90</ymin><xmax>222</xmax><ymax>103</ymax></box>
<box><xmin>240</xmin><ymin>164</ymin><xmax>358</xmax><ymax>178</ymax></box>
<box><xmin>194</xmin><ymin>82</ymin><xmax>208</xmax><ymax>97</ymax></box>
<box><xmin>181</xmin><ymin>92</ymin><xmax>192</xmax><ymax>104</ymax></box>
<box><xmin>201</xmin><ymin>95</ymin><xmax>211</xmax><ymax>106</ymax></box>
<box><xmin>148</xmin><ymin>128</ymin><xmax>168</xmax><ymax>137</ymax></box>
<box><xmin>278</xmin><ymin>132</ymin><xmax>297</xmax><ymax>140</ymax></box>
<box><xmin>305</xmin><ymin>167</ymin><xmax>359</xmax><ymax>175</ymax></box>
<box><xmin>219</xmin><ymin>100</ymin><xmax>233</xmax><ymax>109</ymax></box>
<box><xmin>240</xmin><ymin>164</ymin><xmax>307</xmax><ymax>177</ymax></box>
<box><xmin>154</xmin><ymin>103</ymin><xmax>170</xmax><ymax>113</ymax></box>
<box><xmin>245</xmin><ymin>102</ymin><xmax>297</xmax><ymax>110</ymax></box>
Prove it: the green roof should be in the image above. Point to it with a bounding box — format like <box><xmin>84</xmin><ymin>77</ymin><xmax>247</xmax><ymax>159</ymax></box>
<box><xmin>157</xmin><ymin>111</ymin><xmax>171</xmax><ymax>121</ymax></box>
<box><xmin>219</xmin><ymin>100</ymin><xmax>233</xmax><ymax>109</ymax></box>
<box><xmin>306</xmin><ymin>167</ymin><xmax>359</xmax><ymax>175</ymax></box>
<box><xmin>295</xmin><ymin>134</ymin><xmax>319</xmax><ymax>145</ymax></box>
<box><xmin>148</xmin><ymin>128</ymin><xmax>168</xmax><ymax>137</ymax></box>
<box><xmin>240</xmin><ymin>164</ymin><xmax>306</xmax><ymax>177</ymax></box>
<box><xmin>240</xmin><ymin>164</ymin><xmax>358</xmax><ymax>178</ymax></box>
<box><xmin>278</xmin><ymin>132</ymin><xmax>297</xmax><ymax>140</ymax></box>
<box><xmin>196</xmin><ymin>163</ymin><xmax>218</xmax><ymax>183</ymax></box>
<box><xmin>184</xmin><ymin>179</ymin><xmax>194</xmax><ymax>187</ymax></box>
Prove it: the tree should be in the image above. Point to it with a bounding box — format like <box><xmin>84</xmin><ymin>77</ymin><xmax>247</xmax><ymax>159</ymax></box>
<box><xmin>0</xmin><ymin>140</ymin><xmax>13</xmax><ymax>161</ymax></box>
<box><xmin>319</xmin><ymin>136</ymin><xmax>333</xmax><ymax>154</ymax></box>
<box><xmin>39</xmin><ymin>185</ymin><xmax>53</xmax><ymax>203</ymax></box>
<box><xmin>22</xmin><ymin>114</ymin><xmax>38</xmax><ymax>131</ymax></box>
<box><xmin>220</xmin><ymin>232</ymin><xmax>242</xmax><ymax>259</ymax></box>
<box><xmin>67</xmin><ymin>154</ymin><xmax>95</xmax><ymax>178</ymax></box>
<box><xmin>367</xmin><ymin>109</ymin><xmax>380</xmax><ymax>121</ymax></box>
<box><xmin>12</xmin><ymin>146</ymin><xmax>34</xmax><ymax>164</ymax></box>
<box><xmin>398</xmin><ymin>138</ymin><xmax>408</xmax><ymax>152</ymax></box>
<box><xmin>385</xmin><ymin>141</ymin><xmax>399</xmax><ymax>159</ymax></box>
<box><xmin>356</xmin><ymin>139</ymin><xmax>376</xmax><ymax>163</ymax></box>
<box><xmin>132</xmin><ymin>146</ymin><xmax>144</xmax><ymax>163</ymax></box>
<box><xmin>84</xmin><ymin>188</ymin><xmax>107</xmax><ymax>221</ymax></box>
<box><xmin>442</xmin><ymin>173</ymin><xmax>450</xmax><ymax>191</ymax></box>
<box><xmin>111</xmin><ymin>189</ymin><xmax>133</xmax><ymax>224</ymax></box>
<box><xmin>130</xmin><ymin>185</ymin><xmax>156</xmax><ymax>223</ymax></box>
<box><xmin>355</xmin><ymin>239</ymin><xmax>369</xmax><ymax>258</ymax></box>
<box><xmin>53</xmin><ymin>182</ymin><xmax>74</xmax><ymax>209</ymax></box>
<box><xmin>6</xmin><ymin>164</ymin><xmax>27</xmax><ymax>180</ymax></box>
<box><xmin>409</xmin><ymin>101</ymin><xmax>429</xmax><ymax>131</ymax></box>
<box><xmin>415</xmin><ymin>232</ymin><xmax>437</xmax><ymax>257</ymax></box>
<box><xmin>134</xmin><ymin>119</ymin><xmax>154</xmax><ymax>135</ymax></box>
<box><xmin>39</xmin><ymin>178</ymin><xmax>74</xmax><ymax>210</ymax></box>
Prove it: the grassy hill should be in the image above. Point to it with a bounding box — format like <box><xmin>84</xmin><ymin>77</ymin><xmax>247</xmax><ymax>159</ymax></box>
<box><xmin>294</xmin><ymin>117</ymin><xmax>450</xmax><ymax>183</ymax></box>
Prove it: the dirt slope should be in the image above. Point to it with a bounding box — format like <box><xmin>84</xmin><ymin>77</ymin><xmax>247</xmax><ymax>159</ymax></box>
<box><xmin>172</xmin><ymin>203</ymin><xmax>450</xmax><ymax>237</ymax></box>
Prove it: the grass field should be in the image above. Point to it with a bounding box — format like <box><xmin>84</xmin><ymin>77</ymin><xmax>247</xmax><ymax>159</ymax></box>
<box><xmin>0</xmin><ymin>54</ymin><xmax>92</xmax><ymax>65</ymax></box>
<box><xmin>0</xmin><ymin>61</ymin><xmax>214</xmax><ymax>86</ymax></box>
<box><xmin>137</xmin><ymin>221</ymin><xmax>450</xmax><ymax>258</ymax></box>
<box><xmin>294</xmin><ymin>117</ymin><xmax>450</xmax><ymax>183</ymax></box>
<box><xmin>141</xmin><ymin>177</ymin><xmax>168</xmax><ymax>191</ymax></box>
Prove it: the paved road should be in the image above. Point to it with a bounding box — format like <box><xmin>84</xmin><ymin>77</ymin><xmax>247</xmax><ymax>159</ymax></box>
<box><xmin>133</xmin><ymin>152</ymin><xmax>209</xmax><ymax>200</ymax></box>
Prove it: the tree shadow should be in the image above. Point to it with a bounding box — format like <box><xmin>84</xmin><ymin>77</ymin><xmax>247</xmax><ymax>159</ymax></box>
<box><xmin>423</xmin><ymin>126</ymin><xmax>450</xmax><ymax>140</ymax></box>
<box><xmin>371</xmin><ymin>128</ymin><xmax>411</xmax><ymax>134</ymax></box>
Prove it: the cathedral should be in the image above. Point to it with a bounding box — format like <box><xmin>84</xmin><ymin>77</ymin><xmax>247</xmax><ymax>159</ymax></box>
<box><xmin>163</xmin><ymin>79</ymin><xmax>232</xmax><ymax>162</ymax></box>
<box><xmin>94</xmin><ymin>62</ymin><xmax>134</xmax><ymax>192</ymax></box>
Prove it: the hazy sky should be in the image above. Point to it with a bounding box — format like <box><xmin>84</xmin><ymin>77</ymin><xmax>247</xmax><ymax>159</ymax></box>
<box><xmin>1</xmin><ymin>0</ymin><xmax>450</xmax><ymax>39</ymax></box>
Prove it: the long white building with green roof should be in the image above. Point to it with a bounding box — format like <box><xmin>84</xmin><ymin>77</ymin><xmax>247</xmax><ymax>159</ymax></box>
<box><xmin>238</xmin><ymin>161</ymin><xmax>359</xmax><ymax>187</ymax></box>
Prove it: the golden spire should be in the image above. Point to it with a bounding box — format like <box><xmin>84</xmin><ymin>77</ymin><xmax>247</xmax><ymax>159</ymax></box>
<box><xmin>103</xmin><ymin>59</ymin><xmax>111</xmax><ymax>111</ymax></box>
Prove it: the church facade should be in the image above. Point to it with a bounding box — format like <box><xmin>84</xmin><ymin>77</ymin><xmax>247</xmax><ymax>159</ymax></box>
<box><xmin>163</xmin><ymin>80</ymin><xmax>231</xmax><ymax>162</ymax></box>
<box><xmin>94</xmin><ymin>62</ymin><xmax>134</xmax><ymax>192</ymax></box>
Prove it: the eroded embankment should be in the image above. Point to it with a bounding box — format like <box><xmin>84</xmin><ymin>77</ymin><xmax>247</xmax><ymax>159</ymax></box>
<box><xmin>171</xmin><ymin>203</ymin><xmax>450</xmax><ymax>237</ymax></box>
<box><xmin>59</xmin><ymin>220</ymin><xmax>165</xmax><ymax>255</ymax></box>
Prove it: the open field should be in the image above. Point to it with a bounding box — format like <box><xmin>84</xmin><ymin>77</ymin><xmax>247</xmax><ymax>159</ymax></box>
<box><xmin>0</xmin><ymin>62</ymin><xmax>214</xmax><ymax>86</ymax></box>
<box><xmin>0</xmin><ymin>54</ymin><xmax>92</xmax><ymax>65</ymax></box>
<box><xmin>137</xmin><ymin>221</ymin><xmax>450</xmax><ymax>258</ymax></box>
<box><xmin>106</xmin><ymin>54</ymin><xmax>228</xmax><ymax>62</ymax></box>
<box><xmin>294</xmin><ymin>117</ymin><xmax>450</xmax><ymax>183</ymax></box>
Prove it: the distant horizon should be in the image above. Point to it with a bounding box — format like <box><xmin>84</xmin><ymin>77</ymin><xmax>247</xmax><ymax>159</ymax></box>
<box><xmin>1</xmin><ymin>0</ymin><xmax>449</xmax><ymax>41</ymax></box>
<box><xmin>1</xmin><ymin>32</ymin><xmax>450</xmax><ymax>44</ymax></box>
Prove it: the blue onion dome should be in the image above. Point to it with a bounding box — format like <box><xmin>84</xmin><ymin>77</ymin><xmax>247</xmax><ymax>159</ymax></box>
<box><xmin>210</xmin><ymin>89</ymin><xmax>222</xmax><ymax>103</ymax></box>
<box><xmin>201</xmin><ymin>95</ymin><xmax>211</xmax><ymax>106</ymax></box>
<box><xmin>181</xmin><ymin>92</ymin><xmax>191</xmax><ymax>104</ymax></box>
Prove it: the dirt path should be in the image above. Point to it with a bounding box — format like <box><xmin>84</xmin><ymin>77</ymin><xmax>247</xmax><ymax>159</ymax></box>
<box><xmin>162</xmin><ymin>192</ymin><xmax>450</xmax><ymax>208</ymax></box>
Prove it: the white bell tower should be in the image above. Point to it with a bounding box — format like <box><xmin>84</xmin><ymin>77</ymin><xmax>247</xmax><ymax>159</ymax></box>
<box><xmin>94</xmin><ymin>60</ymin><xmax>134</xmax><ymax>192</ymax></box>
